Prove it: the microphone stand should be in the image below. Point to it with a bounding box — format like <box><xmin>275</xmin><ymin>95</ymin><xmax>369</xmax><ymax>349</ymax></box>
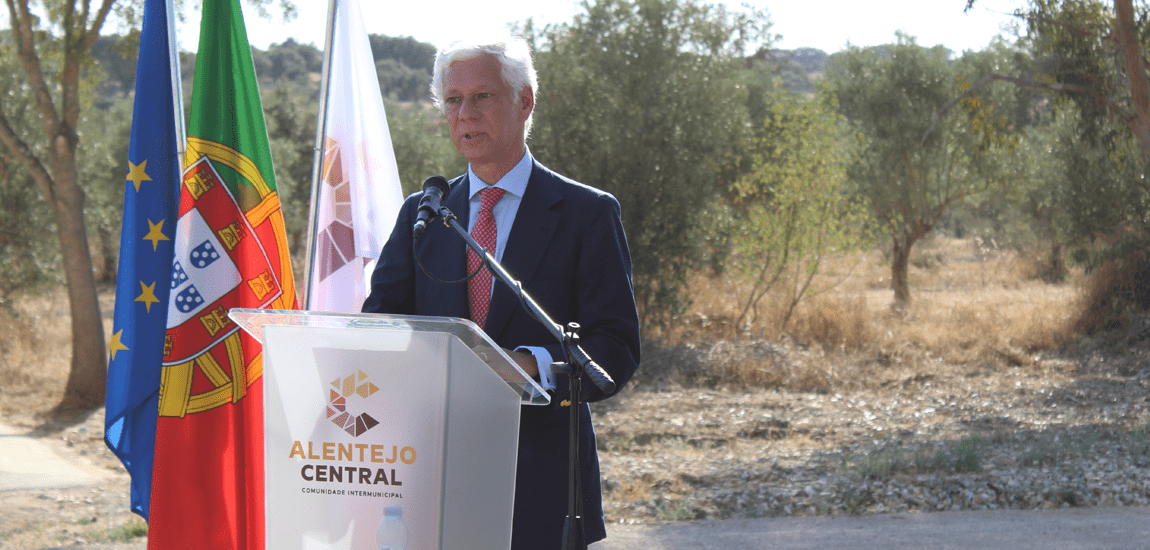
<box><xmin>427</xmin><ymin>203</ymin><xmax>614</xmax><ymax>550</ymax></box>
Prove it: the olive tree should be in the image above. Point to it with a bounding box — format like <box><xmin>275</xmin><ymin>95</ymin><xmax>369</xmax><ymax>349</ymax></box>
<box><xmin>823</xmin><ymin>35</ymin><xmax>1017</xmax><ymax>308</ymax></box>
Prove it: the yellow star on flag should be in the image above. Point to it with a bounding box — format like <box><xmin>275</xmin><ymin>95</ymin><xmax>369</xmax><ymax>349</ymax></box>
<box><xmin>109</xmin><ymin>329</ymin><xmax>129</xmax><ymax>361</ymax></box>
<box><xmin>144</xmin><ymin>219</ymin><xmax>169</xmax><ymax>251</ymax></box>
<box><xmin>135</xmin><ymin>281</ymin><xmax>161</xmax><ymax>313</ymax></box>
<box><xmin>127</xmin><ymin>159</ymin><xmax>152</xmax><ymax>192</ymax></box>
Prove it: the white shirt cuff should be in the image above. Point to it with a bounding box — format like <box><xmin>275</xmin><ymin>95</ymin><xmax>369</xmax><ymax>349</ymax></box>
<box><xmin>515</xmin><ymin>345</ymin><xmax>555</xmax><ymax>391</ymax></box>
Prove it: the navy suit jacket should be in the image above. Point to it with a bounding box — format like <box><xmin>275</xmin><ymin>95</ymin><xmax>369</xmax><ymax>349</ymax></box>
<box><xmin>363</xmin><ymin>159</ymin><xmax>641</xmax><ymax>548</ymax></box>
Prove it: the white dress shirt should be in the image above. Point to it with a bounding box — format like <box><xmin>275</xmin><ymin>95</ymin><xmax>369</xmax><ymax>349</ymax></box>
<box><xmin>466</xmin><ymin>150</ymin><xmax>557</xmax><ymax>390</ymax></box>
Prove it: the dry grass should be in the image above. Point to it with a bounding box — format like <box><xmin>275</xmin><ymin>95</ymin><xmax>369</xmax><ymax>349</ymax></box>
<box><xmin>0</xmin><ymin>236</ymin><xmax>1123</xmax><ymax>414</ymax></box>
<box><xmin>1072</xmin><ymin>245</ymin><xmax>1150</xmax><ymax>334</ymax></box>
<box><xmin>0</xmin><ymin>292</ymin><xmax>74</xmax><ymax>415</ymax></box>
<box><xmin>0</xmin><ymin>286</ymin><xmax>115</xmax><ymax>417</ymax></box>
<box><xmin>643</xmin><ymin>236</ymin><xmax>1087</xmax><ymax>392</ymax></box>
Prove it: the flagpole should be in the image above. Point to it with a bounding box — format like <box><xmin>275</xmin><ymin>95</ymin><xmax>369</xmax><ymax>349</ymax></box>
<box><xmin>301</xmin><ymin>0</ymin><xmax>341</xmax><ymax>310</ymax></box>
<box><xmin>165</xmin><ymin>0</ymin><xmax>186</xmax><ymax>163</ymax></box>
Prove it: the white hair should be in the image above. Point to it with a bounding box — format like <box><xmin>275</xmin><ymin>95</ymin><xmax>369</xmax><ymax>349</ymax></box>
<box><xmin>430</xmin><ymin>31</ymin><xmax>538</xmax><ymax>137</ymax></box>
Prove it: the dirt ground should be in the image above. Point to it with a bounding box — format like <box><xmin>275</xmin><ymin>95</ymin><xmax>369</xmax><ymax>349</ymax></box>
<box><xmin>0</xmin><ymin>409</ymin><xmax>143</xmax><ymax>549</ymax></box>
<box><xmin>589</xmin><ymin>324</ymin><xmax>1150</xmax><ymax>523</ymax></box>
<box><xmin>2</xmin><ymin>320</ymin><xmax>1149</xmax><ymax>549</ymax></box>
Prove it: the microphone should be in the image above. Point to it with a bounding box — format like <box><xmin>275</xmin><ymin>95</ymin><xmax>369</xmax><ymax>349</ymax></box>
<box><xmin>412</xmin><ymin>175</ymin><xmax>450</xmax><ymax>240</ymax></box>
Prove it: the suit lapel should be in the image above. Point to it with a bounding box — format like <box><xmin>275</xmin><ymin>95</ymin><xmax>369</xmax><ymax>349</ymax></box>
<box><xmin>484</xmin><ymin>162</ymin><xmax>562</xmax><ymax>340</ymax></box>
<box><xmin>419</xmin><ymin>174</ymin><xmax>471</xmax><ymax>319</ymax></box>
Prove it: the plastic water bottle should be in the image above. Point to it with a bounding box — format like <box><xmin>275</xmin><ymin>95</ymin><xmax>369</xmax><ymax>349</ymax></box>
<box><xmin>376</xmin><ymin>506</ymin><xmax>407</xmax><ymax>550</ymax></box>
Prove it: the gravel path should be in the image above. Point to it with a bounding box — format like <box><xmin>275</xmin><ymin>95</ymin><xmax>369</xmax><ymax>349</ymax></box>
<box><xmin>594</xmin><ymin>506</ymin><xmax>1150</xmax><ymax>549</ymax></box>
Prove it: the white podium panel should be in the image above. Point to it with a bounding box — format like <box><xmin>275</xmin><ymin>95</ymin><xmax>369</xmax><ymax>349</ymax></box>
<box><xmin>230</xmin><ymin>309</ymin><xmax>548</xmax><ymax>550</ymax></box>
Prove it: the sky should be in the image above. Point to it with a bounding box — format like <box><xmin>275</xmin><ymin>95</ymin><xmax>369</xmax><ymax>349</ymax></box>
<box><xmin>176</xmin><ymin>0</ymin><xmax>1029</xmax><ymax>55</ymax></box>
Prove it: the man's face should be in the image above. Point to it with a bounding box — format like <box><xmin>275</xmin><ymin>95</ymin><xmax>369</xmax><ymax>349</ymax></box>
<box><xmin>443</xmin><ymin>54</ymin><xmax>533</xmax><ymax>175</ymax></box>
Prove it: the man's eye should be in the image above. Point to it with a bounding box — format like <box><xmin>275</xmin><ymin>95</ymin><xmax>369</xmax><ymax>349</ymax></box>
<box><xmin>477</xmin><ymin>93</ymin><xmax>493</xmax><ymax>99</ymax></box>
<box><xmin>445</xmin><ymin>96</ymin><xmax>461</xmax><ymax>104</ymax></box>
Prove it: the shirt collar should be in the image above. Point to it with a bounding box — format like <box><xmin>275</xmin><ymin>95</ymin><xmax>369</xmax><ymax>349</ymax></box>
<box><xmin>468</xmin><ymin>149</ymin><xmax>533</xmax><ymax>200</ymax></box>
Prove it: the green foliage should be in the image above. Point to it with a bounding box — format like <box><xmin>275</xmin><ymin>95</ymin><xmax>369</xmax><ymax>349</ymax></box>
<box><xmin>375</xmin><ymin>58</ymin><xmax>432</xmax><ymax>103</ymax></box>
<box><xmin>91</xmin><ymin>34</ymin><xmax>140</xmax><ymax>105</ymax></box>
<box><xmin>1126</xmin><ymin>423</ymin><xmax>1150</xmax><ymax>467</ymax></box>
<box><xmin>843</xmin><ymin>435</ymin><xmax>987</xmax><ymax>481</ymax></box>
<box><xmin>1024</xmin><ymin>0</ymin><xmax>1119</xmax><ymax>132</ymax></box>
<box><xmin>530</xmin><ymin>0</ymin><xmax>772</xmax><ymax>329</ymax></box>
<box><xmin>77</xmin><ymin>96</ymin><xmax>134</xmax><ymax>283</ymax></box>
<box><xmin>254</xmin><ymin>38</ymin><xmax>323</xmax><ymax>84</ymax></box>
<box><xmin>945</xmin><ymin>44</ymin><xmax>1057</xmax><ymax>251</ymax></box>
<box><xmin>992</xmin><ymin>101</ymin><xmax>1080</xmax><ymax>279</ymax></box>
<box><xmin>739</xmin><ymin>60</ymin><xmax>786</xmax><ymax>141</ymax></box>
<box><xmin>98</xmin><ymin>519</ymin><xmax>148</xmax><ymax>542</ymax></box>
<box><xmin>368</xmin><ymin>34</ymin><xmax>436</xmax><ymax>73</ymax></box>
<box><xmin>944</xmin><ymin>434</ymin><xmax>987</xmax><ymax>473</ymax></box>
<box><xmin>2</xmin><ymin>31</ymin><xmax>160</xmax><ymax>290</ymax></box>
<box><xmin>261</xmin><ymin>83</ymin><xmax>319</xmax><ymax>252</ymax></box>
<box><xmin>739</xmin><ymin>49</ymin><xmax>827</xmax><ymax>146</ymax></box>
<box><xmin>369</xmin><ymin>34</ymin><xmax>434</xmax><ymax>103</ymax></box>
<box><xmin>0</xmin><ymin>161</ymin><xmax>60</xmax><ymax>307</ymax></box>
<box><xmin>384</xmin><ymin>102</ymin><xmax>466</xmax><ymax>196</ymax></box>
<box><xmin>729</xmin><ymin>87</ymin><xmax>872</xmax><ymax>332</ymax></box>
<box><xmin>829</xmin><ymin>37</ymin><xmax>1008</xmax><ymax>221</ymax></box>
<box><xmin>1018</xmin><ymin>429</ymin><xmax>1102</xmax><ymax>467</ymax></box>
<box><xmin>656</xmin><ymin>499</ymin><xmax>696</xmax><ymax>521</ymax></box>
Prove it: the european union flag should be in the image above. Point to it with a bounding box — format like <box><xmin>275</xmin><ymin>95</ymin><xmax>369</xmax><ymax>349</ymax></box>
<box><xmin>104</xmin><ymin>0</ymin><xmax>182</xmax><ymax>520</ymax></box>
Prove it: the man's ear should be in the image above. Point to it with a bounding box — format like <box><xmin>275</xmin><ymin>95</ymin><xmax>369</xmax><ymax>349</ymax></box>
<box><xmin>519</xmin><ymin>86</ymin><xmax>535</xmax><ymax>119</ymax></box>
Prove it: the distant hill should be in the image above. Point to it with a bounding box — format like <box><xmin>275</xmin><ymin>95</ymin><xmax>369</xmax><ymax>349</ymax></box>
<box><xmin>783</xmin><ymin>47</ymin><xmax>828</xmax><ymax>74</ymax></box>
<box><xmin>747</xmin><ymin>47</ymin><xmax>829</xmax><ymax>95</ymax></box>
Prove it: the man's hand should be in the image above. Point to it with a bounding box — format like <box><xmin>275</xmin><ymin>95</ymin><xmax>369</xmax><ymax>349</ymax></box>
<box><xmin>507</xmin><ymin>349</ymin><xmax>539</xmax><ymax>379</ymax></box>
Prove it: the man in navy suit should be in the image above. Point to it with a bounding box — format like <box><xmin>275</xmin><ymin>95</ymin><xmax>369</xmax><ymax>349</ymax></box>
<box><xmin>362</xmin><ymin>32</ymin><xmax>641</xmax><ymax>549</ymax></box>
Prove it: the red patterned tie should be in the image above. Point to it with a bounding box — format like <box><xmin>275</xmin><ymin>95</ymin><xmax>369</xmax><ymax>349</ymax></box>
<box><xmin>468</xmin><ymin>186</ymin><xmax>505</xmax><ymax>327</ymax></box>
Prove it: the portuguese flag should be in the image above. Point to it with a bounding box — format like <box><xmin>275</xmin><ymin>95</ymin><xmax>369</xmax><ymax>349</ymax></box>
<box><xmin>146</xmin><ymin>0</ymin><xmax>297</xmax><ymax>548</ymax></box>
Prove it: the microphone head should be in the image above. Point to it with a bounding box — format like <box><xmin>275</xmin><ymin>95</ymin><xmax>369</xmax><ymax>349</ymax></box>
<box><xmin>414</xmin><ymin>176</ymin><xmax>450</xmax><ymax>241</ymax></box>
<box><xmin>423</xmin><ymin>175</ymin><xmax>449</xmax><ymax>197</ymax></box>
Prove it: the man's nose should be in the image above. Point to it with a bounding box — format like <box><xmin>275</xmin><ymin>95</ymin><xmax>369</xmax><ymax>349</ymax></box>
<box><xmin>458</xmin><ymin>97</ymin><xmax>479</xmax><ymax>118</ymax></box>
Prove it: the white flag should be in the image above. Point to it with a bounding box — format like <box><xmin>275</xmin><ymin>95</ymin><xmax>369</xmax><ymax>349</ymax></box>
<box><xmin>308</xmin><ymin>0</ymin><xmax>404</xmax><ymax>312</ymax></box>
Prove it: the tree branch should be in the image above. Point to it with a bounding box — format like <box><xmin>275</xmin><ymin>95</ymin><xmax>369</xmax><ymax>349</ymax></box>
<box><xmin>60</xmin><ymin>0</ymin><xmax>82</xmax><ymax>140</ymax></box>
<box><xmin>6</xmin><ymin>0</ymin><xmax>63</xmax><ymax>138</ymax></box>
<box><xmin>0</xmin><ymin>110</ymin><xmax>57</xmax><ymax>204</ymax></box>
<box><xmin>82</xmin><ymin>0</ymin><xmax>117</xmax><ymax>52</ymax></box>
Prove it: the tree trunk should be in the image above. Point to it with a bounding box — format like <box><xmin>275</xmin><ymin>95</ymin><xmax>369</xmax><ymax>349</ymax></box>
<box><xmin>891</xmin><ymin>237</ymin><xmax>912</xmax><ymax>309</ymax></box>
<box><xmin>50</xmin><ymin>137</ymin><xmax>106</xmax><ymax>412</ymax></box>
<box><xmin>1115</xmin><ymin>0</ymin><xmax>1150</xmax><ymax>159</ymax></box>
<box><xmin>1047</xmin><ymin>242</ymin><xmax>1067</xmax><ymax>283</ymax></box>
